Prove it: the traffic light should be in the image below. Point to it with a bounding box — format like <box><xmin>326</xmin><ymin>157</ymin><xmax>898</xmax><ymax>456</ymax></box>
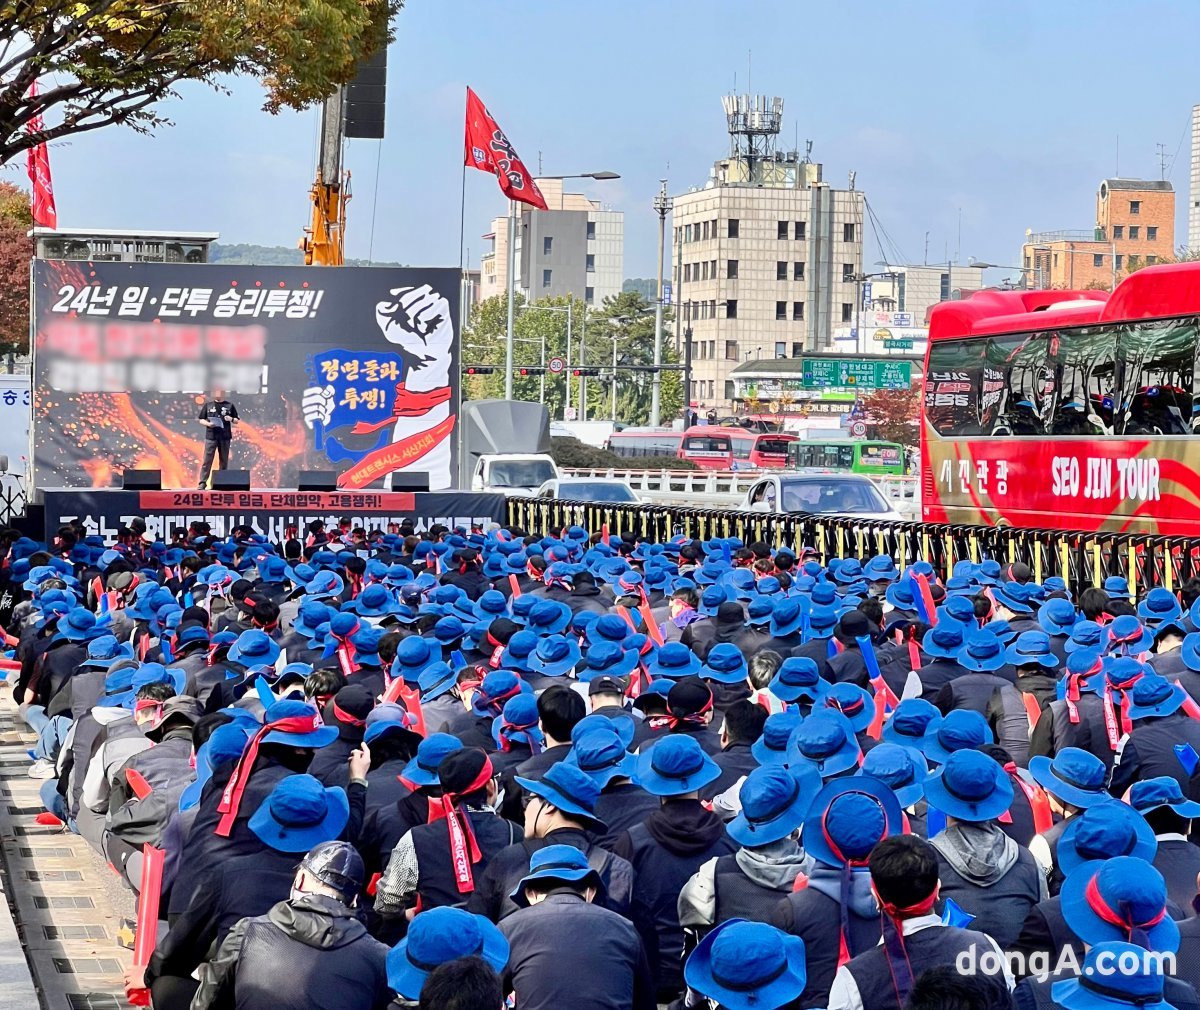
<box><xmin>465</xmin><ymin>365</ymin><xmax>495</xmax><ymax>375</ymax></box>
<box><xmin>517</xmin><ymin>367</ymin><xmax>546</xmax><ymax>376</ymax></box>
<box><xmin>571</xmin><ymin>368</ymin><xmax>600</xmax><ymax>377</ymax></box>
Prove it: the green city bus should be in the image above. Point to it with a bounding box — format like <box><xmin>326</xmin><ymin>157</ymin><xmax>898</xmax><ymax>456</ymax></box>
<box><xmin>786</xmin><ymin>439</ymin><xmax>906</xmax><ymax>476</ymax></box>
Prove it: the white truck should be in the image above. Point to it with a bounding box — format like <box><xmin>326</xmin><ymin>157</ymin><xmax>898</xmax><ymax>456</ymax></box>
<box><xmin>461</xmin><ymin>399</ymin><xmax>559</xmax><ymax>495</ymax></box>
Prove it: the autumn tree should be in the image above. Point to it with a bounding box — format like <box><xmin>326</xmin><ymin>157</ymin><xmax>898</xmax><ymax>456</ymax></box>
<box><xmin>0</xmin><ymin>184</ymin><xmax>32</xmax><ymax>355</ymax></box>
<box><xmin>584</xmin><ymin>290</ymin><xmax>681</xmax><ymax>425</ymax></box>
<box><xmin>0</xmin><ymin>0</ymin><xmax>399</xmax><ymax>165</ymax></box>
<box><xmin>861</xmin><ymin>386</ymin><xmax>921</xmax><ymax>449</ymax></box>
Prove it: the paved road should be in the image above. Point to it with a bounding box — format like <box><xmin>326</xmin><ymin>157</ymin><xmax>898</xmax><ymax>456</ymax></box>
<box><xmin>0</xmin><ymin>693</ymin><xmax>134</xmax><ymax>1010</ymax></box>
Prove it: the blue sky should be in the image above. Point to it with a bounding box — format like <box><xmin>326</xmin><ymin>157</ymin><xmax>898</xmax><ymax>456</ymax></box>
<box><xmin>30</xmin><ymin>0</ymin><xmax>1200</xmax><ymax>279</ymax></box>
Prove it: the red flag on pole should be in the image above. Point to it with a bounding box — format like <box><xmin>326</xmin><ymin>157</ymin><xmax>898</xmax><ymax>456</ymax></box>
<box><xmin>464</xmin><ymin>87</ymin><xmax>547</xmax><ymax>210</ymax></box>
<box><xmin>26</xmin><ymin>81</ymin><xmax>57</xmax><ymax>229</ymax></box>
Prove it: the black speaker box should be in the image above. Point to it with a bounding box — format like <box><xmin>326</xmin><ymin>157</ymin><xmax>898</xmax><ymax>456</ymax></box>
<box><xmin>389</xmin><ymin>471</ymin><xmax>430</xmax><ymax>492</ymax></box>
<box><xmin>344</xmin><ymin>49</ymin><xmax>387</xmax><ymax>139</ymax></box>
<box><xmin>298</xmin><ymin>470</ymin><xmax>338</xmax><ymax>492</ymax></box>
<box><xmin>122</xmin><ymin>469</ymin><xmax>162</xmax><ymax>491</ymax></box>
<box><xmin>211</xmin><ymin>470</ymin><xmax>251</xmax><ymax>491</ymax></box>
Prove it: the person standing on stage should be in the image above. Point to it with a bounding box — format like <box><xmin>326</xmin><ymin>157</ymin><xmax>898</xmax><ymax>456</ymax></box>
<box><xmin>197</xmin><ymin>387</ymin><xmax>239</xmax><ymax>489</ymax></box>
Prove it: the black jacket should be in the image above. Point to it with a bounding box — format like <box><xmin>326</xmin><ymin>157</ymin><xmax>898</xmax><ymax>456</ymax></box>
<box><xmin>498</xmin><ymin>890</ymin><xmax>656</xmax><ymax>1010</ymax></box>
<box><xmin>701</xmin><ymin>741</ymin><xmax>758</xmax><ymax>801</ymax></box>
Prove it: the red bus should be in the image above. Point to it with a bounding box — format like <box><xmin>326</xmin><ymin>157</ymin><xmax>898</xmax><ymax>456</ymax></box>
<box><xmin>922</xmin><ymin>263</ymin><xmax>1200</xmax><ymax>534</ymax></box>
<box><xmin>679</xmin><ymin>426</ymin><xmax>798</xmax><ymax>470</ymax></box>
<box><xmin>605</xmin><ymin>428</ymin><xmax>684</xmax><ymax>459</ymax></box>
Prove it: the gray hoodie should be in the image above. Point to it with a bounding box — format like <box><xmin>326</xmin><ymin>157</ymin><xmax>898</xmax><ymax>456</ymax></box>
<box><xmin>931</xmin><ymin>821</ymin><xmax>1019</xmax><ymax>885</ymax></box>
<box><xmin>678</xmin><ymin>838</ymin><xmax>814</xmax><ymax>927</ymax></box>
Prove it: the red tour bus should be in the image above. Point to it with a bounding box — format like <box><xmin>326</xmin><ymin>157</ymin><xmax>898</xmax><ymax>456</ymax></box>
<box><xmin>679</xmin><ymin>426</ymin><xmax>798</xmax><ymax>471</ymax></box>
<box><xmin>922</xmin><ymin>262</ymin><xmax>1200</xmax><ymax>534</ymax></box>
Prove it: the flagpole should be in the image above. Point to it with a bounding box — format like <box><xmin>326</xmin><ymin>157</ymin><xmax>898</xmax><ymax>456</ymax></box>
<box><xmin>504</xmin><ymin>198</ymin><xmax>516</xmax><ymax>399</ymax></box>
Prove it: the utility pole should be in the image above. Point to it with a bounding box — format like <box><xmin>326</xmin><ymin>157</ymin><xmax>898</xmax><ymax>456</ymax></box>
<box><xmin>504</xmin><ymin>200</ymin><xmax>517</xmax><ymax>399</ymax></box>
<box><xmin>650</xmin><ymin>179</ymin><xmax>672</xmax><ymax>426</ymax></box>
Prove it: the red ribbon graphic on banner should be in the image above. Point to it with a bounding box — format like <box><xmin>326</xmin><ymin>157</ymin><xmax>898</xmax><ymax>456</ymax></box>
<box><xmin>337</xmin><ymin>414</ymin><xmax>456</xmax><ymax>489</ymax></box>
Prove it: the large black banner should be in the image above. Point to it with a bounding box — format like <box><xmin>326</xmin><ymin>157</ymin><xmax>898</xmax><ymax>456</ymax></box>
<box><xmin>33</xmin><ymin>261</ymin><xmax>461</xmax><ymax>492</ymax></box>
<box><xmin>42</xmin><ymin>489</ymin><xmax>506</xmax><ymax>545</ymax></box>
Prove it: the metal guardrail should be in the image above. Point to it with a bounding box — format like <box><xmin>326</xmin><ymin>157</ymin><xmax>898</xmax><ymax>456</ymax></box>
<box><xmin>560</xmin><ymin>468</ymin><xmax>919</xmax><ymax>514</ymax></box>
<box><xmin>506</xmin><ymin>496</ymin><xmax>1200</xmax><ymax>595</ymax></box>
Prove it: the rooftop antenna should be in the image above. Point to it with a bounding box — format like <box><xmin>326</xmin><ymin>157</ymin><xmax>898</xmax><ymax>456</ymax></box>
<box><xmin>721</xmin><ymin>91</ymin><xmax>784</xmax><ymax>183</ymax></box>
<box><xmin>1116</xmin><ymin>134</ymin><xmax>1120</xmax><ymax>177</ymax></box>
<box><xmin>538</xmin><ymin>150</ymin><xmax>543</xmax><ymax>175</ymax></box>
<box><xmin>1157</xmin><ymin>142</ymin><xmax>1169</xmax><ymax>180</ymax></box>
<box><xmin>924</xmin><ymin>231</ymin><xmax>929</xmax><ymax>265</ymax></box>
<box><xmin>747</xmin><ymin>49</ymin><xmax>751</xmax><ymax>93</ymax></box>
<box><xmin>848</xmin><ymin>170</ymin><xmax>856</xmax><ymax>191</ymax></box>
<box><xmin>955</xmin><ymin>207</ymin><xmax>961</xmax><ymax>264</ymax></box>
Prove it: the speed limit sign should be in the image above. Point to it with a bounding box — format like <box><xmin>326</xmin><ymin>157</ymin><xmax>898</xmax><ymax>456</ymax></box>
<box><xmin>850</xmin><ymin>420</ymin><xmax>867</xmax><ymax>437</ymax></box>
<box><xmin>548</xmin><ymin>357</ymin><xmax>565</xmax><ymax>374</ymax></box>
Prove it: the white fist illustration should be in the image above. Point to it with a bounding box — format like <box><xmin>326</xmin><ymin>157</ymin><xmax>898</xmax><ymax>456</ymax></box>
<box><xmin>375</xmin><ymin>284</ymin><xmax>454</xmax><ymax>364</ymax></box>
<box><xmin>302</xmin><ymin>384</ymin><xmax>335</xmax><ymax>429</ymax></box>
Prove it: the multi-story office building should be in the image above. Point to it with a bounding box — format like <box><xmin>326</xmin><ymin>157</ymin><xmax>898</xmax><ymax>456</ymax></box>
<box><xmin>479</xmin><ymin>178</ymin><xmax>623</xmax><ymax>308</ymax></box>
<box><xmin>672</xmin><ymin>95</ymin><xmax>864</xmax><ymax>410</ymax></box>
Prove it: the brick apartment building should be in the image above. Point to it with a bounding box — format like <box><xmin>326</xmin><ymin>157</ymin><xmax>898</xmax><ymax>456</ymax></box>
<box><xmin>1021</xmin><ymin>178</ymin><xmax>1174</xmax><ymax>289</ymax></box>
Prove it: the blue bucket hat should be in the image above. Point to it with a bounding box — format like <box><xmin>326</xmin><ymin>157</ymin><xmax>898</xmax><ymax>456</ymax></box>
<box><xmin>884</xmin><ymin>580</ymin><xmax>918</xmax><ymax>611</ymax></box>
<box><xmin>1039</xmin><ymin>597</ymin><xmax>1079</xmax><ymax>636</ymax></box>
<box><xmin>400</xmin><ymin>733</ymin><xmax>463</xmax><ymax>787</ymax></box>
<box><xmin>1104</xmin><ymin>576</ymin><xmax>1132</xmax><ymax>601</ymax></box>
<box><xmin>788</xmin><ymin>710</ymin><xmax>861</xmax><ymax>778</ymax></box>
<box><xmin>1057</xmin><ymin>800</ymin><xmax>1158</xmax><ymax>877</ymax></box>
<box><xmin>1106</xmin><ymin>615</ymin><xmax>1155</xmax><ymax>655</ymax></box>
<box><xmin>921</xmin><ymin>709</ymin><xmax>993</xmax><ymax>765</ymax></box>
<box><xmin>565</xmin><ymin>728</ymin><xmax>636</xmax><ymax>786</ymax></box>
<box><xmin>572</xmin><ymin>712</ymin><xmax>636</xmax><ymax>750</ymax></box>
<box><xmin>647</xmin><ymin>642</ymin><xmax>702</xmax><ymax>679</ymax></box>
<box><xmin>863</xmin><ymin>555</ymin><xmax>900</xmax><ymax>582</ymax></box>
<box><xmin>349</xmin><ymin>626</ymin><xmax>384</xmax><ymax>667</ymax></box>
<box><xmin>346</xmin><ymin>583</ymin><xmax>398</xmax><ymax>619</ymax></box>
<box><xmin>922</xmin><ymin>622</ymin><xmax>966</xmax><ymax>660</ymax></box>
<box><xmin>993</xmin><ymin>582</ymin><xmax>1034</xmax><ymax>614</ymax></box>
<box><xmin>228</xmin><ymin>629</ymin><xmax>282</xmax><ymax>668</ymax></box>
<box><xmin>492</xmin><ymin>693</ymin><xmax>545</xmax><ymax>752</ymax></box>
<box><xmin>432</xmin><ymin>615</ymin><xmax>467</xmax><ymax>645</ymax></box>
<box><xmin>473</xmin><ymin>589</ymin><xmax>510</xmax><ymax>622</ymax></box>
<box><xmin>768</xmin><ymin>657</ymin><xmax>825</xmax><ymax>705</ymax></box>
<box><xmin>304</xmin><ymin>570</ymin><xmax>345</xmax><ymax>600</ymax></box>
<box><xmin>881</xmin><ymin>698</ymin><xmax>942</xmax><ymax>747</ymax></box>
<box><xmin>179</xmin><ymin>721</ymin><xmax>253</xmax><ymax>811</ymax></box>
<box><xmin>751</xmin><ymin>710</ymin><xmax>805</xmax><ymax>766</ymax></box>
<box><xmin>858</xmin><ymin>743</ymin><xmax>928</xmax><ymax>808</ymax></box>
<box><xmin>386</xmin><ymin>906</ymin><xmax>509</xmax><ymax>1000</ymax></box>
<box><xmin>526</xmin><ymin>599</ymin><xmax>572</xmax><ymax>636</ymax></box>
<box><xmin>1125</xmin><ymin>673</ymin><xmax>1186</xmax><ymax>720</ymax></box>
<box><xmin>697</xmin><ymin>584</ymin><xmax>731</xmax><ymax>618</ymax></box>
<box><xmin>770</xmin><ymin>598</ymin><xmax>805</xmax><ymax>638</ymax></box>
<box><xmin>957</xmin><ymin>630</ymin><xmax>1007</xmax><ymax>672</ymax></box>
<box><xmin>586</xmin><ymin>613</ymin><xmax>631</xmax><ymax>648</ymax></box>
<box><xmin>684</xmin><ymin>919</ymin><xmax>807</xmax><ymax>1010</ymax></box>
<box><xmin>807</xmin><ymin>605</ymin><xmax>839</xmax><ymax>637</ymax></box>
<box><xmin>859</xmin><ymin>743</ymin><xmax>931</xmax><ymax>806</ymax></box>
<box><xmin>247</xmin><ymin>774</ymin><xmax>349</xmax><ymax>853</ymax></box>
<box><xmin>1005</xmin><ymin>630</ymin><xmax>1059</xmax><ymax>669</ymax></box>
<box><xmin>804</xmin><ymin>776</ymin><xmax>903</xmax><ymax>867</ymax></box>
<box><xmin>1137</xmin><ymin>588</ymin><xmax>1184</xmax><ymax>628</ymax></box>
<box><xmin>1060</xmin><ymin>856</ymin><xmax>1178</xmax><ymax>952</ymax></box>
<box><xmin>471</xmin><ymin>670</ymin><xmax>532</xmax><ymax>717</ymax></box>
<box><xmin>833</xmin><ymin>559</ymin><xmax>864</xmax><ymax>585</ymax></box>
<box><xmin>392</xmin><ymin>636</ymin><xmax>442</xmax><ymax>683</ymax></box>
<box><xmin>1051</xmin><ymin>941</ymin><xmax>1172</xmax><ymax>1010</ymax></box>
<box><xmin>515</xmin><ymin>761</ymin><xmax>607</xmax><ymax>831</ymax></box>
<box><xmin>922</xmin><ymin>749</ymin><xmax>1013</xmax><ymax>822</ymax></box>
<box><xmin>260</xmin><ymin>700</ymin><xmax>338</xmax><ymax>748</ymax></box>
<box><xmin>1065</xmin><ymin>620</ymin><xmax>1105</xmax><ymax>653</ymax></box>
<box><xmin>510</xmin><ymin>844</ymin><xmax>603</xmax><ymax>905</ymax></box>
<box><xmin>55</xmin><ymin>608</ymin><xmax>108</xmax><ymax>642</ymax></box>
<box><xmin>822</xmin><ymin>682</ymin><xmax>873</xmax><ymax>733</ymax></box>
<box><xmin>528</xmin><ymin>635</ymin><xmax>582</xmax><ymax>678</ymax></box>
<box><xmin>291</xmin><ymin>601</ymin><xmax>331</xmax><ymax>639</ymax></box>
<box><xmin>699</xmin><ymin>643</ymin><xmax>749</xmax><ymax>685</ymax></box>
<box><xmin>728</xmin><ymin>765</ymin><xmax>822</xmax><ymax>847</ymax></box>
<box><xmin>1129</xmin><ymin>776</ymin><xmax>1200</xmax><ymax>820</ymax></box>
<box><xmin>937</xmin><ymin>596</ymin><xmax>977</xmax><ymax>628</ymax></box>
<box><xmin>78</xmin><ymin>635</ymin><xmax>135</xmax><ymax>669</ymax></box>
<box><xmin>499</xmin><ymin>629</ymin><xmax>538</xmax><ymax>672</ymax></box>
<box><xmin>634</xmin><ymin>734</ymin><xmax>722</xmax><ymax>797</ymax></box>
<box><xmin>1028</xmin><ymin>747</ymin><xmax>1110</xmax><ymax>809</ymax></box>
<box><xmin>579</xmin><ymin>641</ymin><xmax>638</xmax><ymax>683</ymax></box>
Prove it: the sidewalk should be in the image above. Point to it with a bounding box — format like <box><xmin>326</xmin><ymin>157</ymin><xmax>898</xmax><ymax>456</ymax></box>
<box><xmin>0</xmin><ymin>691</ymin><xmax>133</xmax><ymax>1010</ymax></box>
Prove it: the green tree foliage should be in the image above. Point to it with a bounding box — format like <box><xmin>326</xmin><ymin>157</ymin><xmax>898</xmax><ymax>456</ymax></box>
<box><xmin>463</xmin><ymin>290</ymin><xmax>682</xmax><ymax>426</ymax></box>
<box><xmin>622</xmin><ymin>278</ymin><xmax>656</xmax><ymax>300</ymax></box>
<box><xmin>861</xmin><ymin>386</ymin><xmax>921</xmax><ymax>449</ymax></box>
<box><xmin>0</xmin><ymin>0</ymin><xmax>400</xmax><ymax>165</ymax></box>
<box><xmin>0</xmin><ymin>183</ymin><xmax>33</xmax><ymax>354</ymax></box>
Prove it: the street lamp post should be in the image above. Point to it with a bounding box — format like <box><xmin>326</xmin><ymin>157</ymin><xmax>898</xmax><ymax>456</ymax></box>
<box><xmin>969</xmin><ymin>259</ymin><xmax>1043</xmax><ymax>290</ymax></box>
<box><xmin>651</xmin><ymin>179</ymin><xmax>672</xmax><ymax>426</ymax></box>
<box><xmin>849</xmin><ymin>270</ymin><xmax>900</xmax><ymax>354</ymax></box>
<box><xmin>503</xmin><ymin>170</ymin><xmax>619</xmax><ymax>400</ymax></box>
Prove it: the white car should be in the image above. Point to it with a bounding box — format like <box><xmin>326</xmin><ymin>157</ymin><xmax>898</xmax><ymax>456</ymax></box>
<box><xmin>534</xmin><ymin>477</ymin><xmax>642</xmax><ymax>504</ymax></box>
<box><xmin>737</xmin><ymin>473</ymin><xmax>904</xmax><ymax>521</ymax></box>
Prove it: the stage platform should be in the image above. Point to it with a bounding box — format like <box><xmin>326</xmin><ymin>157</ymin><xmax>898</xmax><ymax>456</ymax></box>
<box><xmin>40</xmin><ymin>488</ymin><xmax>507</xmax><ymax>544</ymax></box>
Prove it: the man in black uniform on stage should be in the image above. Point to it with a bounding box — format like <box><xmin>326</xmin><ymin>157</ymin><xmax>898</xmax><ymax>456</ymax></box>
<box><xmin>197</xmin><ymin>386</ymin><xmax>239</xmax><ymax>489</ymax></box>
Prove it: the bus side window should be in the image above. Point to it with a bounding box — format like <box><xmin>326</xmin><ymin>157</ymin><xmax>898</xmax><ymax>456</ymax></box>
<box><xmin>989</xmin><ymin>333</ymin><xmax>1050</xmax><ymax>436</ymax></box>
<box><xmin>1118</xmin><ymin>318</ymin><xmax>1198</xmax><ymax>436</ymax></box>
<box><xmin>1049</xmin><ymin>327</ymin><xmax>1116</xmax><ymax>436</ymax></box>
